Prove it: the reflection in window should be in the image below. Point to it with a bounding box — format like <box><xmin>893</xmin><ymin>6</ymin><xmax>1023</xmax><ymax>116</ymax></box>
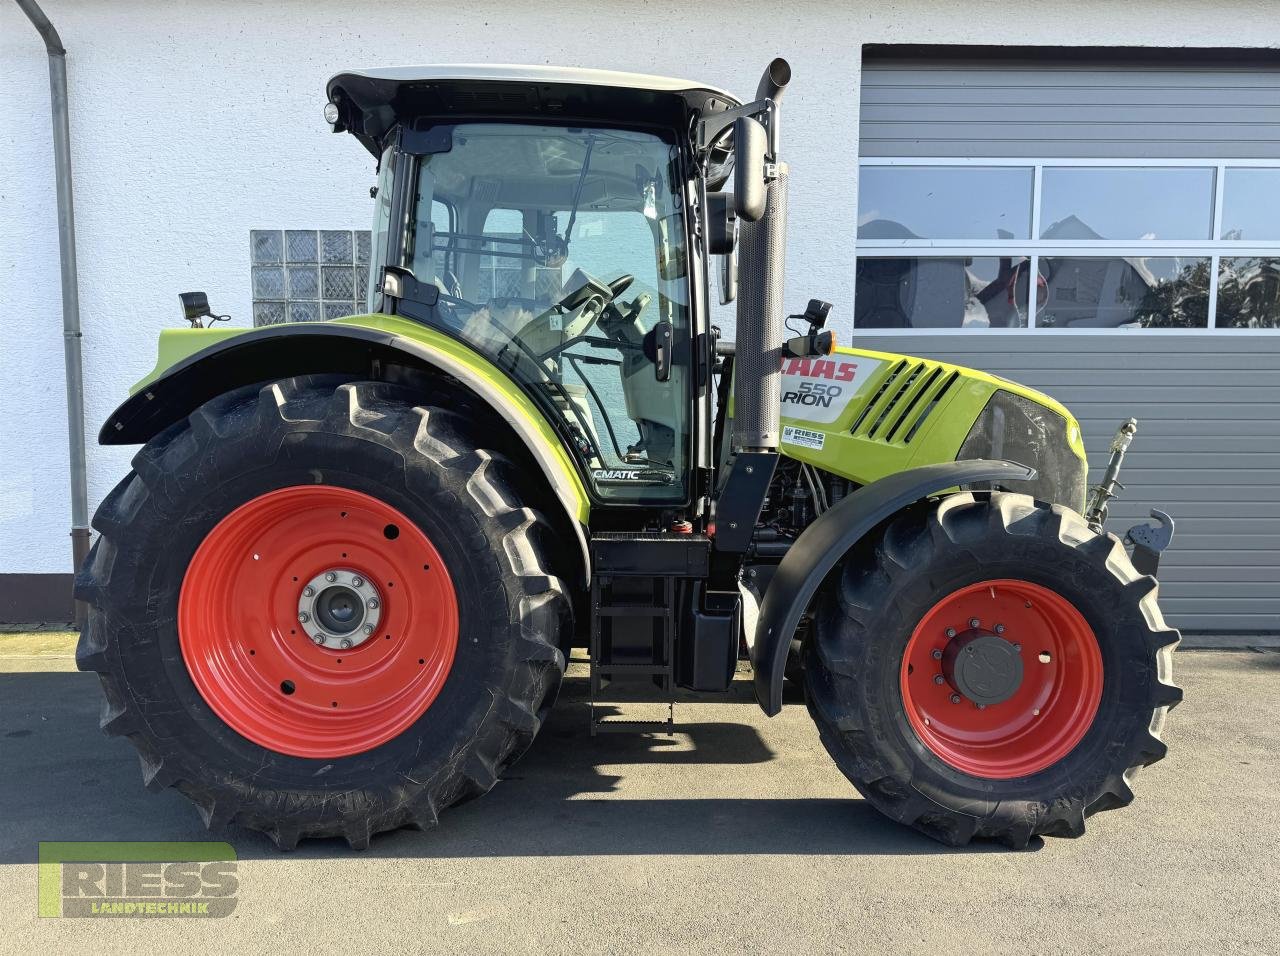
<box><xmin>857</xmin><ymin>166</ymin><xmax>1033</xmax><ymax>240</ymax></box>
<box><xmin>1220</xmin><ymin>169</ymin><xmax>1280</xmax><ymax>241</ymax></box>
<box><xmin>1217</xmin><ymin>257</ymin><xmax>1280</xmax><ymax>329</ymax></box>
<box><xmin>478</xmin><ymin>207</ymin><xmax>525</xmax><ymax>301</ymax></box>
<box><xmin>854</xmin><ymin>256</ymin><xmax>1031</xmax><ymax>328</ymax></box>
<box><xmin>1040</xmin><ymin>167</ymin><xmax>1215</xmax><ymax>240</ymax></box>
<box><xmin>405</xmin><ymin>191</ymin><xmax>454</xmax><ymax>293</ymax></box>
<box><xmin>1037</xmin><ymin>257</ymin><xmax>1209</xmax><ymax>329</ymax></box>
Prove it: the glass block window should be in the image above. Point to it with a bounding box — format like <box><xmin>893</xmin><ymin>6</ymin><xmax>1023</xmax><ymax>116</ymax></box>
<box><xmin>251</xmin><ymin>229</ymin><xmax>371</xmax><ymax>326</ymax></box>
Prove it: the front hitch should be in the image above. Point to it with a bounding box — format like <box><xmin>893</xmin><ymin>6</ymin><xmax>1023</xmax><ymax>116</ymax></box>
<box><xmin>1085</xmin><ymin>419</ymin><xmax>1176</xmax><ymax>576</ymax></box>
<box><xmin>1126</xmin><ymin>510</ymin><xmax>1175</xmax><ymax>576</ymax></box>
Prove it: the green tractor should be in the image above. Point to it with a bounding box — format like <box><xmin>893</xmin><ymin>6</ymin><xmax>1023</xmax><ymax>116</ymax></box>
<box><xmin>78</xmin><ymin>59</ymin><xmax>1181</xmax><ymax>850</ymax></box>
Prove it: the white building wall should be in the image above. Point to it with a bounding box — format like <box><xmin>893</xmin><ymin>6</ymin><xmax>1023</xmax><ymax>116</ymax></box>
<box><xmin>0</xmin><ymin>0</ymin><xmax>1274</xmax><ymax>574</ymax></box>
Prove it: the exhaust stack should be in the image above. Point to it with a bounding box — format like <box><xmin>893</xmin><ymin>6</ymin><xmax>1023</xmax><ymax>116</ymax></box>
<box><xmin>733</xmin><ymin>59</ymin><xmax>791</xmax><ymax>454</ymax></box>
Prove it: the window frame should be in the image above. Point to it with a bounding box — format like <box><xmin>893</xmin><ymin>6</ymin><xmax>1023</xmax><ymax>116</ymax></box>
<box><xmin>856</xmin><ymin>156</ymin><xmax>1280</xmax><ymax>333</ymax></box>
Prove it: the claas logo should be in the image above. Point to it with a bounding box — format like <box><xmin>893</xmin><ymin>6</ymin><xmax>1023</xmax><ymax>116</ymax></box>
<box><xmin>781</xmin><ymin>358</ymin><xmax>860</xmax><ymax>409</ymax></box>
<box><xmin>781</xmin><ymin>357</ymin><xmax>859</xmax><ymax>382</ymax></box>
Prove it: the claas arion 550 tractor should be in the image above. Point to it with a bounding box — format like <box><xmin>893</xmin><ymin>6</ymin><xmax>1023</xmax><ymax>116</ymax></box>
<box><xmin>78</xmin><ymin>59</ymin><xmax>1182</xmax><ymax>850</ymax></box>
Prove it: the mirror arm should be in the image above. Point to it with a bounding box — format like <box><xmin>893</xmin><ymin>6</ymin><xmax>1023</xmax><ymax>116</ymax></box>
<box><xmin>695</xmin><ymin>99</ymin><xmax>777</xmax><ymax>159</ymax></box>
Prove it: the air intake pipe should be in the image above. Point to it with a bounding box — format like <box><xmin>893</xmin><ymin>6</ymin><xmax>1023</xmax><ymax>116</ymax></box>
<box><xmin>733</xmin><ymin>58</ymin><xmax>791</xmax><ymax>453</ymax></box>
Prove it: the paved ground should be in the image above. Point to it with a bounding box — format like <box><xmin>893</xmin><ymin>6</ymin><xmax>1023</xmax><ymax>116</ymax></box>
<box><xmin>1</xmin><ymin>634</ymin><xmax>1277</xmax><ymax>954</ymax></box>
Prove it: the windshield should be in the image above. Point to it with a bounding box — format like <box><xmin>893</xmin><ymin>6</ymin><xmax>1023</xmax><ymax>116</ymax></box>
<box><xmin>371</xmin><ymin>123</ymin><xmax>692</xmax><ymax>504</ymax></box>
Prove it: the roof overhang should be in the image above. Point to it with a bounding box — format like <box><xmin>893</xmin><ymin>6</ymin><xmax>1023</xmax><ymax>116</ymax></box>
<box><xmin>325</xmin><ymin>64</ymin><xmax>742</xmax><ymax>156</ymax></box>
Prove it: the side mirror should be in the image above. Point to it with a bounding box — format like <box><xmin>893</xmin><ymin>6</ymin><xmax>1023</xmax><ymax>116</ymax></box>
<box><xmin>643</xmin><ymin>319</ymin><xmax>674</xmax><ymax>382</ymax></box>
<box><xmin>706</xmin><ymin>193</ymin><xmax>737</xmax><ymax>255</ymax></box>
<box><xmin>706</xmin><ymin>192</ymin><xmax>738</xmax><ymax>305</ymax></box>
<box><xmin>733</xmin><ymin>117</ymin><xmax>768</xmax><ymax>222</ymax></box>
<box><xmin>719</xmin><ymin>251</ymin><xmax>737</xmax><ymax>306</ymax></box>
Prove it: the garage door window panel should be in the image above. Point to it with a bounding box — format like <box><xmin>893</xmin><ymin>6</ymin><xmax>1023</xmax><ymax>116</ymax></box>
<box><xmin>1037</xmin><ymin>256</ymin><xmax>1210</xmax><ymax>329</ymax></box>
<box><xmin>1218</xmin><ymin>257</ymin><xmax>1280</xmax><ymax>329</ymax></box>
<box><xmin>857</xmin><ymin>158</ymin><xmax>1280</xmax><ymax>332</ymax></box>
<box><xmin>855</xmin><ymin>256</ymin><xmax>1032</xmax><ymax>328</ymax></box>
<box><xmin>1220</xmin><ymin>169</ymin><xmax>1280</xmax><ymax>241</ymax></box>
<box><xmin>857</xmin><ymin>166</ymin><xmax>1033</xmax><ymax>240</ymax></box>
<box><xmin>1039</xmin><ymin>167</ymin><xmax>1215</xmax><ymax>241</ymax></box>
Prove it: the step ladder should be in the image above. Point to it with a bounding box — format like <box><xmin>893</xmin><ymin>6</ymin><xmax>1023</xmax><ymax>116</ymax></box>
<box><xmin>586</xmin><ymin>532</ymin><xmax>711</xmax><ymax>735</ymax></box>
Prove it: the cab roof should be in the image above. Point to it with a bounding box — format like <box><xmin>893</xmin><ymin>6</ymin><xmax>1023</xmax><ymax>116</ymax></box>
<box><xmin>326</xmin><ymin>64</ymin><xmax>742</xmax><ymax>156</ymax></box>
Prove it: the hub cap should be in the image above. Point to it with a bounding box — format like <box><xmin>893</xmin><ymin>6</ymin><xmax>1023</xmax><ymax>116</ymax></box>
<box><xmin>178</xmin><ymin>485</ymin><xmax>458</xmax><ymax>758</ymax></box>
<box><xmin>297</xmin><ymin>569</ymin><xmax>382</xmax><ymax>649</ymax></box>
<box><xmin>899</xmin><ymin>579</ymin><xmax>1103</xmax><ymax>779</ymax></box>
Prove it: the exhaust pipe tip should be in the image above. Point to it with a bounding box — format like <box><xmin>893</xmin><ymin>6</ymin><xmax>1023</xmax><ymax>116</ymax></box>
<box><xmin>756</xmin><ymin>58</ymin><xmax>792</xmax><ymax>104</ymax></box>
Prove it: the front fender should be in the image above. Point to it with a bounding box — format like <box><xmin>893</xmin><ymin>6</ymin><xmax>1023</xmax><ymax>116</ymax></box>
<box><xmin>101</xmin><ymin>318</ymin><xmax>592</xmax><ymax>583</ymax></box>
<box><xmin>750</xmin><ymin>459</ymin><xmax>1036</xmax><ymax>716</ymax></box>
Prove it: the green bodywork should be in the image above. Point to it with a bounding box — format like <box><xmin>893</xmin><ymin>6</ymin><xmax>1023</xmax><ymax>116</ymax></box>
<box><xmin>132</xmin><ymin>319</ymin><xmax>1086</xmax><ymax>518</ymax></box>
<box><xmin>773</xmin><ymin>345</ymin><xmax>1087</xmax><ymax>490</ymax></box>
<box><xmin>132</xmin><ymin>314</ymin><xmax>592</xmax><ymax>522</ymax></box>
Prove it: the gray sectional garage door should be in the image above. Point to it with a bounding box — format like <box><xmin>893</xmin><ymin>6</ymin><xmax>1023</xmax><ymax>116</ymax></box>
<box><xmin>859</xmin><ymin>51</ymin><xmax>1280</xmax><ymax>160</ymax></box>
<box><xmin>855</xmin><ymin>49</ymin><xmax>1280</xmax><ymax>633</ymax></box>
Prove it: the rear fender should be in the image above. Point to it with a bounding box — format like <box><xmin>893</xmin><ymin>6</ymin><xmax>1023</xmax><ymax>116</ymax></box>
<box><xmin>101</xmin><ymin>319</ymin><xmax>592</xmax><ymax>584</ymax></box>
<box><xmin>750</xmin><ymin>459</ymin><xmax>1036</xmax><ymax>715</ymax></box>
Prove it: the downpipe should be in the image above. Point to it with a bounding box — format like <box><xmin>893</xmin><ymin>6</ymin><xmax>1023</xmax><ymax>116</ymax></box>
<box><xmin>16</xmin><ymin>0</ymin><xmax>91</xmax><ymax>628</ymax></box>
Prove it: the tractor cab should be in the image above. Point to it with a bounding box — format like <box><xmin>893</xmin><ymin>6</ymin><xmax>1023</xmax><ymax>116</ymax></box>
<box><xmin>327</xmin><ymin>66</ymin><xmax>747</xmax><ymax>506</ymax></box>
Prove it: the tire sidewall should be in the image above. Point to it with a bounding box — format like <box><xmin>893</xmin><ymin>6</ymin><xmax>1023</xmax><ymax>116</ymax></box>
<box><xmin>835</xmin><ymin>507</ymin><xmax>1159</xmax><ymax>811</ymax></box>
<box><xmin>107</xmin><ymin>388</ymin><xmax>524</xmax><ymax>792</ymax></box>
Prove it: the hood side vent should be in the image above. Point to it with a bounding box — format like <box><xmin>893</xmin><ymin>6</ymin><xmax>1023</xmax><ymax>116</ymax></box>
<box><xmin>902</xmin><ymin>370</ymin><xmax>961</xmax><ymax>444</ymax></box>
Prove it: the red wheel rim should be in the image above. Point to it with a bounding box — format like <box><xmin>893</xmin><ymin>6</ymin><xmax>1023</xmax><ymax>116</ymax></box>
<box><xmin>899</xmin><ymin>579</ymin><xmax>1103</xmax><ymax>779</ymax></box>
<box><xmin>178</xmin><ymin>485</ymin><xmax>458</xmax><ymax>758</ymax></box>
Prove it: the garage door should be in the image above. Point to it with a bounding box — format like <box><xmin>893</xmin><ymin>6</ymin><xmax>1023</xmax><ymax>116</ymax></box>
<box><xmin>854</xmin><ymin>48</ymin><xmax>1280</xmax><ymax>633</ymax></box>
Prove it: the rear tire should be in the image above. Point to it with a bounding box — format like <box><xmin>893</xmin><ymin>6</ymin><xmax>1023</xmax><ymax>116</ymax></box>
<box><xmin>76</xmin><ymin>377</ymin><xmax>571</xmax><ymax>848</ymax></box>
<box><xmin>805</xmin><ymin>492</ymin><xmax>1181</xmax><ymax>848</ymax></box>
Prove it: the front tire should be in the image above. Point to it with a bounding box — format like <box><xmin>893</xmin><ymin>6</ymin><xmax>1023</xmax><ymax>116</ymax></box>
<box><xmin>76</xmin><ymin>377</ymin><xmax>570</xmax><ymax>848</ymax></box>
<box><xmin>805</xmin><ymin>492</ymin><xmax>1182</xmax><ymax>848</ymax></box>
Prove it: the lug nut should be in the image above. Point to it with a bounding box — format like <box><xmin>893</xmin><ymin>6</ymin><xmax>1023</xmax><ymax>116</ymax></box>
<box><xmin>994</xmin><ymin>624</ymin><xmax>1005</xmax><ymax>634</ymax></box>
<box><xmin>1013</xmin><ymin>643</ymin><xmax>1022</xmax><ymax>652</ymax></box>
<box><xmin>367</xmin><ymin>598</ymin><xmax>379</xmax><ymax>610</ymax></box>
<box><xmin>933</xmin><ymin>674</ymin><xmax>945</xmax><ymax>685</ymax></box>
<box><xmin>363</xmin><ymin>624</ymin><xmax>374</xmax><ymax>635</ymax></box>
<box><xmin>931</xmin><ymin>648</ymin><xmax>943</xmax><ymax>660</ymax></box>
<box><xmin>977</xmin><ymin>703</ymin><xmax>986</xmax><ymax>710</ymax></box>
<box><xmin>945</xmin><ymin>627</ymin><xmax>956</xmax><ymax>639</ymax></box>
<box><xmin>340</xmin><ymin>639</ymin><xmax>353</xmax><ymax>649</ymax></box>
<box><xmin>969</xmin><ymin>618</ymin><xmax>980</xmax><ymax>629</ymax></box>
<box><xmin>298</xmin><ymin>612</ymin><xmax>310</xmax><ymax>623</ymax></box>
<box><xmin>352</xmin><ymin>576</ymin><xmax>364</xmax><ymax>588</ymax></box>
<box><xmin>312</xmin><ymin>634</ymin><xmax>325</xmax><ymax>645</ymax></box>
<box><xmin>325</xmin><ymin>572</ymin><xmax>337</xmax><ymax>583</ymax></box>
<box><xmin>950</xmin><ymin>694</ymin><xmax>962</xmax><ymax>704</ymax></box>
<box><xmin>303</xmin><ymin>586</ymin><xmax>315</xmax><ymax>598</ymax></box>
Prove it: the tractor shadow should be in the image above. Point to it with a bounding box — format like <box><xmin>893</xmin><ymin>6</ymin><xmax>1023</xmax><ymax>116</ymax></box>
<box><xmin>0</xmin><ymin>670</ymin><xmax>1026</xmax><ymax>864</ymax></box>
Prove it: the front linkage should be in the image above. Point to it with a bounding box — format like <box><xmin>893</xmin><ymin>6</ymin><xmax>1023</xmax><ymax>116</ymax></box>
<box><xmin>1085</xmin><ymin>418</ymin><xmax>1176</xmax><ymax>575</ymax></box>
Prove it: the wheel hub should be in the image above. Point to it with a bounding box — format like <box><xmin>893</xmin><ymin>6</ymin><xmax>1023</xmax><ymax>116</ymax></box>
<box><xmin>942</xmin><ymin>629</ymin><xmax>1024</xmax><ymax>705</ymax></box>
<box><xmin>297</xmin><ymin>568</ymin><xmax>382</xmax><ymax>649</ymax></box>
<box><xmin>177</xmin><ymin>484</ymin><xmax>459</xmax><ymax>759</ymax></box>
<box><xmin>899</xmin><ymin>579</ymin><xmax>1104</xmax><ymax>779</ymax></box>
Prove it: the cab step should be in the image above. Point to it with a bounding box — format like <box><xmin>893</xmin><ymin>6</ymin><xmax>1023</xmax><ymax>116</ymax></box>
<box><xmin>591</xmin><ymin>712</ymin><xmax>676</xmax><ymax>736</ymax></box>
<box><xmin>587</xmin><ymin>532</ymin><xmax>708</xmax><ymax>736</ymax></box>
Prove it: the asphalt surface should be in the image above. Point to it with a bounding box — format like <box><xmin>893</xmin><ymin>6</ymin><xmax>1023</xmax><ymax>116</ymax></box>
<box><xmin>1</xmin><ymin>635</ymin><xmax>1277</xmax><ymax>954</ymax></box>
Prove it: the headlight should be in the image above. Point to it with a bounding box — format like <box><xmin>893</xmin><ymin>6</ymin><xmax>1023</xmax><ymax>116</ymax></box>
<box><xmin>957</xmin><ymin>390</ymin><xmax>1087</xmax><ymax>511</ymax></box>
